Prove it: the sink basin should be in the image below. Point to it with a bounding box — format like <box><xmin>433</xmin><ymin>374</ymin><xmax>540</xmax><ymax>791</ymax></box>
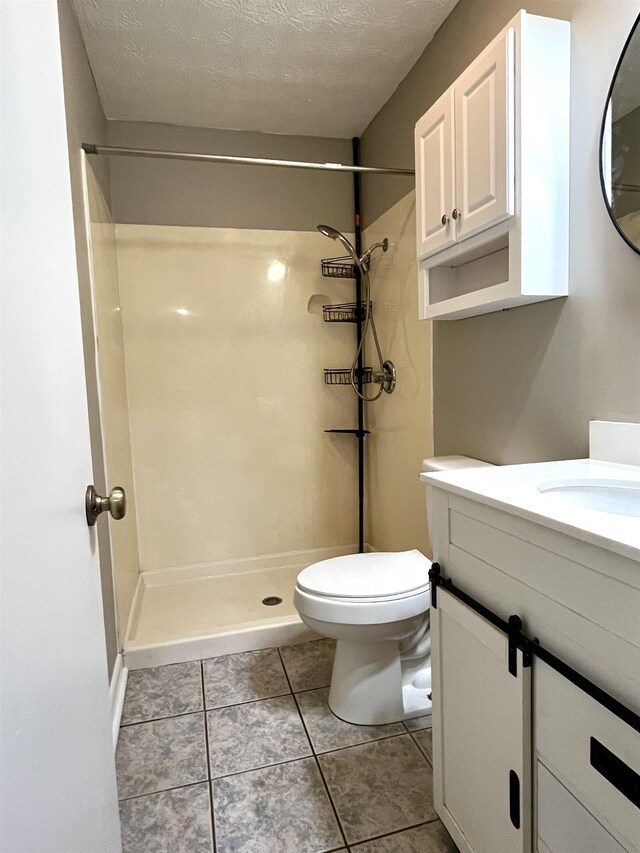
<box><xmin>537</xmin><ymin>479</ymin><xmax>640</xmax><ymax>518</ymax></box>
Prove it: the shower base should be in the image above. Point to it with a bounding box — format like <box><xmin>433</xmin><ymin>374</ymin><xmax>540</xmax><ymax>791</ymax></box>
<box><xmin>123</xmin><ymin>545</ymin><xmax>359</xmax><ymax>670</ymax></box>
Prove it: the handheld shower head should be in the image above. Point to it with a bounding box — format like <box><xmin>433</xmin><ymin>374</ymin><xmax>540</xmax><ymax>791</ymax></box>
<box><xmin>317</xmin><ymin>224</ymin><xmax>362</xmax><ymax>271</ymax></box>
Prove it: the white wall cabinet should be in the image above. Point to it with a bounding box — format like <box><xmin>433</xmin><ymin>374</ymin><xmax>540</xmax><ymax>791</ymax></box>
<box><xmin>415</xmin><ymin>11</ymin><xmax>570</xmax><ymax>320</ymax></box>
<box><xmin>454</xmin><ymin>28</ymin><xmax>514</xmax><ymax>241</ymax></box>
<box><xmin>415</xmin><ymin>89</ymin><xmax>455</xmax><ymax>258</ymax></box>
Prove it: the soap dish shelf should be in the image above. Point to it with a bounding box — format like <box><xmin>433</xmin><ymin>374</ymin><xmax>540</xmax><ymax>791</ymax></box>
<box><xmin>321</xmin><ymin>256</ymin><xmax>358</xmax><ymax>279</ymax></box>
<box><xmin>324</xmin><ymin>367</ymin><xmax>373</xmax><ymax>385</ymax></box>
<box><xmin>322</xmin><ymin>302</ymin><xmax>371</xmax><ymax>323</ymax></box>
<box><xmin>325</xmin><ymin>428</ymin><xmax>371</xmax><ymax>437</ymax></box>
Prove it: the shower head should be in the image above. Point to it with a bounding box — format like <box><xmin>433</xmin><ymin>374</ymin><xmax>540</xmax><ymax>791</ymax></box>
<box><xmin>317</xmin><ymin>224</ymin><xmax>362</xmax><ymax>270</ymax></box>
<box><xmin>317</xmin><ymin>225</ymin><xmax>389</xmax><ymax>273</ymax></box>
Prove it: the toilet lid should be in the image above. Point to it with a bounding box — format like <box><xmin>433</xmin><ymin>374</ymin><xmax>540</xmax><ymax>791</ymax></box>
<box><xmin>297</xmin><ymin>550</ymin><xmax>431</xmax><ymax>600</ymax></box>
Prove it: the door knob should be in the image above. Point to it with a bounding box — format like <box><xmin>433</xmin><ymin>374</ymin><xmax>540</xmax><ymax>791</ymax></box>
<box><xmin>452</xmin><ymin>208</ymin><xmax>461</xmax><ymax>220</ymax></box>
<box><xmin>85</xmin><ymin>485</ymin><xmax>126</xmax><ymax>527</ymax></box>
<box><xmin>441</xmin><ymin>213</ymin><xmax>450</xmax><ymax>225</ymax></box>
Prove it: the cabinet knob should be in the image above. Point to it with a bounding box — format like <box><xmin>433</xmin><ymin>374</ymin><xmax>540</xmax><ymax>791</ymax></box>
<box><xmin>441</xmin><ymin>213</ymin><xmax>450</xmax><ymax>226</ymax></box>
<box><xmin>452</xmin><ymin>208</ymin><xmax>461</xmax><ymax>220</ymax></box>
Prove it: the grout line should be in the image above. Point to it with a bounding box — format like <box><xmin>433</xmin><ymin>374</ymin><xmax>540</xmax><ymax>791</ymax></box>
<box><xmin>315</xmin><ymin>730</ymin><xmax>412</xmax><ymax>758</ymax></box>
<box><xmin>350</xmin><ymin>819</ymin><xmax>441</xmax><ymax>848</ymax></box>
<box><xmin>278</xmin><ymin>648</ymin><xmax>349</xmax><ymax>851</ymax></box>
<box><xmin>292</xmin><ymin>683</ymin><xmax>332</xmax><ymax>696</ymax></box>
<box><xmin>407</xmin><ymin>729</ymin><xmax>433</xmax><ymax>767</ymax></box>
<box><xmin>119</xmin><ymin>709</ymin><xmax>205</xmax><ymax>732</ymax></box>
<box><xmin>210</xmin><ymin>748</ymin><xmax>314</xmax><ymax>782</ymax></box>
<box><xmin>203</xmin><ymin>689</ymin><xmax>292</xmax><ymax>714</ymax></box>
<box><xmin>209</xmin><ymin>754</ymin><xmax>315</xmax><ymax>782</ymax></box>
<box><xmin>201</xmin><ymin>662</ymin><xmax>217</xmax><ymax>853</ymax></box>
<box><xmin>314</xmin><ymin>755</ymin><xmax>349</xmax><ymax>851</ymax></box>
<box><xmin>120</xmin><ymin>707</ymin><xmax>205</xmax><ymax>728</ymax></box>
<box><xmin>118</xmin><ymin>778</ymin><xmax>209</xmax><ymax>803</ymax></box>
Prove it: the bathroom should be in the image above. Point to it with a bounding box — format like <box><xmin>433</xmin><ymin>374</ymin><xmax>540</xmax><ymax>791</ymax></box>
<box><xmin>1</xmin><ymin>1</ymin><xmax>639</xmax><ymax>851</ymax></box>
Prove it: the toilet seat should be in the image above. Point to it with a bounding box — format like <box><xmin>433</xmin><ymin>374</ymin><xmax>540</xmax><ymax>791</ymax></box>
<box><xmin>297</xmin><ymin>549</ymin><xmax>430</xmax><ymax>599</ymax></box>
<box><xmin>294</xmin><ymin>550</ymin><xmax>431</xmax><ymax>625</ymax></box>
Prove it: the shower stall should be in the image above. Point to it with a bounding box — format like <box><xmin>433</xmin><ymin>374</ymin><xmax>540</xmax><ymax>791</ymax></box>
<box><xmin>82</xmin><ymin>139</ymin><xmax>412</xmax><ymax>668</ymax></box>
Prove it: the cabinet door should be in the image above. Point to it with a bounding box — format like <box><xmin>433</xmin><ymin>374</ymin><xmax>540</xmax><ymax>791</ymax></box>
<box><xmin>454</xmin><ymin>28</ymin><xmax>515</xmax><ymax>241</ymax></box>
<box><xmin>415</xmin><ymin>88</ymin><xmax>455</xmax><ymax>259</ymax></box>
<box><xmin>432</xmin><ymin>587</ymin><xmax>532</xmax><ymax>853</ymax></box>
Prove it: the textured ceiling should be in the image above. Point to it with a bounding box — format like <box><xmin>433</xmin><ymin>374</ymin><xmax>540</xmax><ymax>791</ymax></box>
<box><xmin>72</xmin><ymin>0</ymin><xmax>459</xmax><ymax>137</ymax></box>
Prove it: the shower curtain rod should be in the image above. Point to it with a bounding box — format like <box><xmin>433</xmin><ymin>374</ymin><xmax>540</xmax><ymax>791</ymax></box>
<box><xmin>81</xmin><ymin>143</ymin><xmax>415</xmax><ymax>175</ymax></box>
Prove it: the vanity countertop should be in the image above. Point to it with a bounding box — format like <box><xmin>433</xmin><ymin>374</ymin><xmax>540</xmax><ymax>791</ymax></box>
<box><xmin>421</xmin><ymin>458</ymin><xmax>640</xmax><ymax>562</ymax></box>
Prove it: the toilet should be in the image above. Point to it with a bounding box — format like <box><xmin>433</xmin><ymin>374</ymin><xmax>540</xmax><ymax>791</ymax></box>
<box><xmin>294</xmin><ymin>455</ymin><xmax>494</xmax><ymax>725</ymax></box>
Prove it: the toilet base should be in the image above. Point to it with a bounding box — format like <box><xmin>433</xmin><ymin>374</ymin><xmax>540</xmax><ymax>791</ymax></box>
<box><xmin>328</xmin><ymin>637</ymin><xmax>432</xmax><ymax>726</ymax></box>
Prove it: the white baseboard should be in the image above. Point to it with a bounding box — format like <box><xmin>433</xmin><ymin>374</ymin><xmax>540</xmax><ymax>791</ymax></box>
<box><xmin>109</xmin><ymin>653</ymin><xmax>128</xmax><ymax>749</ymax></box>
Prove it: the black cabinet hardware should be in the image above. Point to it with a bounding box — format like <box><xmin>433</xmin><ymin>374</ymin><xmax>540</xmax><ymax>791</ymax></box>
<box><xmin>509</xmin><ymin>770</ymin><xmax>521</xmax><ymax>828</ymax></box>
<box><xmin>590</xmin><ymin>737</ymin><xmax>640</xmax><ymax>808</ymax></box>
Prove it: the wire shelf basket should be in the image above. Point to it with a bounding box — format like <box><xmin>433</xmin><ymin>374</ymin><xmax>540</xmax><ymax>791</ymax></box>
<box><xmin>324</xmin><ymin>367</ymin><xmax>373</xmax><ymax>386</ymax></box>
<box><xmin>322</xmin><ymin>301</ymin><xmax>371</xmax><ymax>323</ymax></box>
<box><xmin>321</xmin><ymin>256</ymin><xmax>358</xmax><ymax>279</ymax></box>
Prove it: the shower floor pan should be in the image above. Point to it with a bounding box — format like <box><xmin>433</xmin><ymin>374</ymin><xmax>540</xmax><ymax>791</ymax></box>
<box><xmin>123</xmin><ymin>546</ymin><xmax>357</xmax><ymax>670</ymax></box>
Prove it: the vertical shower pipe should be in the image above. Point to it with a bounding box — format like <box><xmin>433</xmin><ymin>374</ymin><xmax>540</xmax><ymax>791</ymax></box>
<box><xmin>352</xmin><ymin>137</ymin><xmax>365</xmax><ymax>554</ymax></box>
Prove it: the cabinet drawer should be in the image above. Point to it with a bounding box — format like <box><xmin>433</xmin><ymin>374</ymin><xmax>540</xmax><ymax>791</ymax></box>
<box><xmin>535</xmin><ymin>661</ymin><xmax>640</xmax><ymax>851</ymax></box>
<box><xmin>537</xmin><ymin>762</ymin><xmax>626</xmax><ymax>853</ymax></box>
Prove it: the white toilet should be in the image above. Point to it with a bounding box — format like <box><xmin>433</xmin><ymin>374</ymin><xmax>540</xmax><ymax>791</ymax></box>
<box><xmin>294</xmin><ymin>455</ymin><xmax>493</xmax><ymax>726</ymax></box>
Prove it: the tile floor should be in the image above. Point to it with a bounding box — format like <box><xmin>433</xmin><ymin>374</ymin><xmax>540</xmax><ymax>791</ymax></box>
<box><xmin>116</xmin><ymin>638</ymin><xmax>456</xmax><ymax>853</ymax></box>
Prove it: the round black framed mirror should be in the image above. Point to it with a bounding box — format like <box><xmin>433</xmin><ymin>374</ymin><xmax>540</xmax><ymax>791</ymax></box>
<box><xmin>600</xmin><ymin>14</ymin><xmax>640</xmax><ymax>255</ymax></box>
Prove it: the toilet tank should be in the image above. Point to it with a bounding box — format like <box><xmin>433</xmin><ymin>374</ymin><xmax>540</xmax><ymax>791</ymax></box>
<box><xmin>421</xmin><ymin>456</ymin><xmax>495</xmax><ymax>532</ymax></box>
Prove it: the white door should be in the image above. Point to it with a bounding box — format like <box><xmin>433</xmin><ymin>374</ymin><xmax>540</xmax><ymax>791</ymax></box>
<box><xmin>0</xmin><ymin>3</ymin><xmax>122</xmax><ymax>851</ymax></box>
<box><xmin>454</xmin><ymin>28</ymin><xmax>515</xmax><ymax>241</ymax></box>
<box><xmin>415</xmin><ymin>88</ymin><xmax>455</xmax><ymax>259</ymax></box>
<box><xmin>431</xmin><ymin>588</ymin><xmax>531</xmax><ymax>853</ymax></box>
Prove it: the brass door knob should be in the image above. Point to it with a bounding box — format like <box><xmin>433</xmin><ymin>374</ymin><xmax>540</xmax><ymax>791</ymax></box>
<box><xmin>85</xmin><ymin>485</ymin><xmax>126</xmax><ymax>527</ymax></box>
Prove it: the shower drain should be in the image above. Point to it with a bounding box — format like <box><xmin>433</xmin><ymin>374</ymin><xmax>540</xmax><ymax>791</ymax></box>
<box><xmin>262</xmin><ymin>596</ymin><xmax>283</xmax><ymax>607</ymax></box>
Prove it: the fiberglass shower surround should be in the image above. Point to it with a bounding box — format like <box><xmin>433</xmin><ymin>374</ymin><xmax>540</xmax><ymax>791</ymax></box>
<box><xmin>84</xmin><ymin>138</ymin><xmax>415</xmax><ymax>662</ymax></box>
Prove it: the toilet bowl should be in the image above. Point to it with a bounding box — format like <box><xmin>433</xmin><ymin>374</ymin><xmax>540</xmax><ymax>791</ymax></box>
<box><xmin>294</xmin><ymin>455</ymin><xmax>495</xmax><ymax>726</ymax></box>
<box><xmin>294</xmin><ymin>549</ymin><xmax>432</xmax><ymax>725</ymax></box>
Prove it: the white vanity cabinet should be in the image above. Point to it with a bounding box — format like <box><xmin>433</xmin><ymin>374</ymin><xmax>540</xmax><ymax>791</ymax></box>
<box><xmin>424</xmin><ymin>474</ymin><xmax>640</xmax><ymax>853</ymax></box>
<box><xmin>414</xmin><ymin>11</ymin><xmax>570</xmax><ymax>320</ymax></box>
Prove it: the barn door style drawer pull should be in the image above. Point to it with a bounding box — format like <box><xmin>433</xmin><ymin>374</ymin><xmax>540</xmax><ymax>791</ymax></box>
<box><xmin>590</xmin><ymin>738</ymin><xmax>640</xmax><ymax>809</ymax></box>
<box><xmin>509</xmin><ymin>769</ymin><xmax>521</xmax><ymax>828</ymax></box>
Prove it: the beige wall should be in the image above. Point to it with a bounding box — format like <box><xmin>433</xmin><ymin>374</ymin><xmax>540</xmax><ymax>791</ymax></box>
<box><xmin>115</xmin><ymin>224</ymin><xmax>360</xmax><ymax>572</ymax></box>
<box><xmin>85</xmin><ymin>166</ymin><xmax>141</xmax><ymax>641</ymax></box>
<box><xmin>105</xmin><ymin>121</ymin><xmax>354</xmax><ymax>233</ymax></box>
<box><xmin>57</xmin><ymin>0</ymin><xmax>118</xmax><ymax>677</ymax></box>
<box><xmin>363</xmin><ymin>191</ymin><xmax>434</xmax><ymax>555</ymax></box>
<box><xmin>361</xmin><ymin>0</ymin><xmax>640</xmax><ymax>466</ymax></box>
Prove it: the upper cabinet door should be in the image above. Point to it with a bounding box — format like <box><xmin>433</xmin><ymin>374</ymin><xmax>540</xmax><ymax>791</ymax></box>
<box><xmin>415</xmin><ymin>88</ymin><xmax>455</xmax><ymax>259</ymax></box>
<box><xmin>454</xmin><ymin>28</ymin><xmax>515</xmax><ymax>241</ymax></box>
